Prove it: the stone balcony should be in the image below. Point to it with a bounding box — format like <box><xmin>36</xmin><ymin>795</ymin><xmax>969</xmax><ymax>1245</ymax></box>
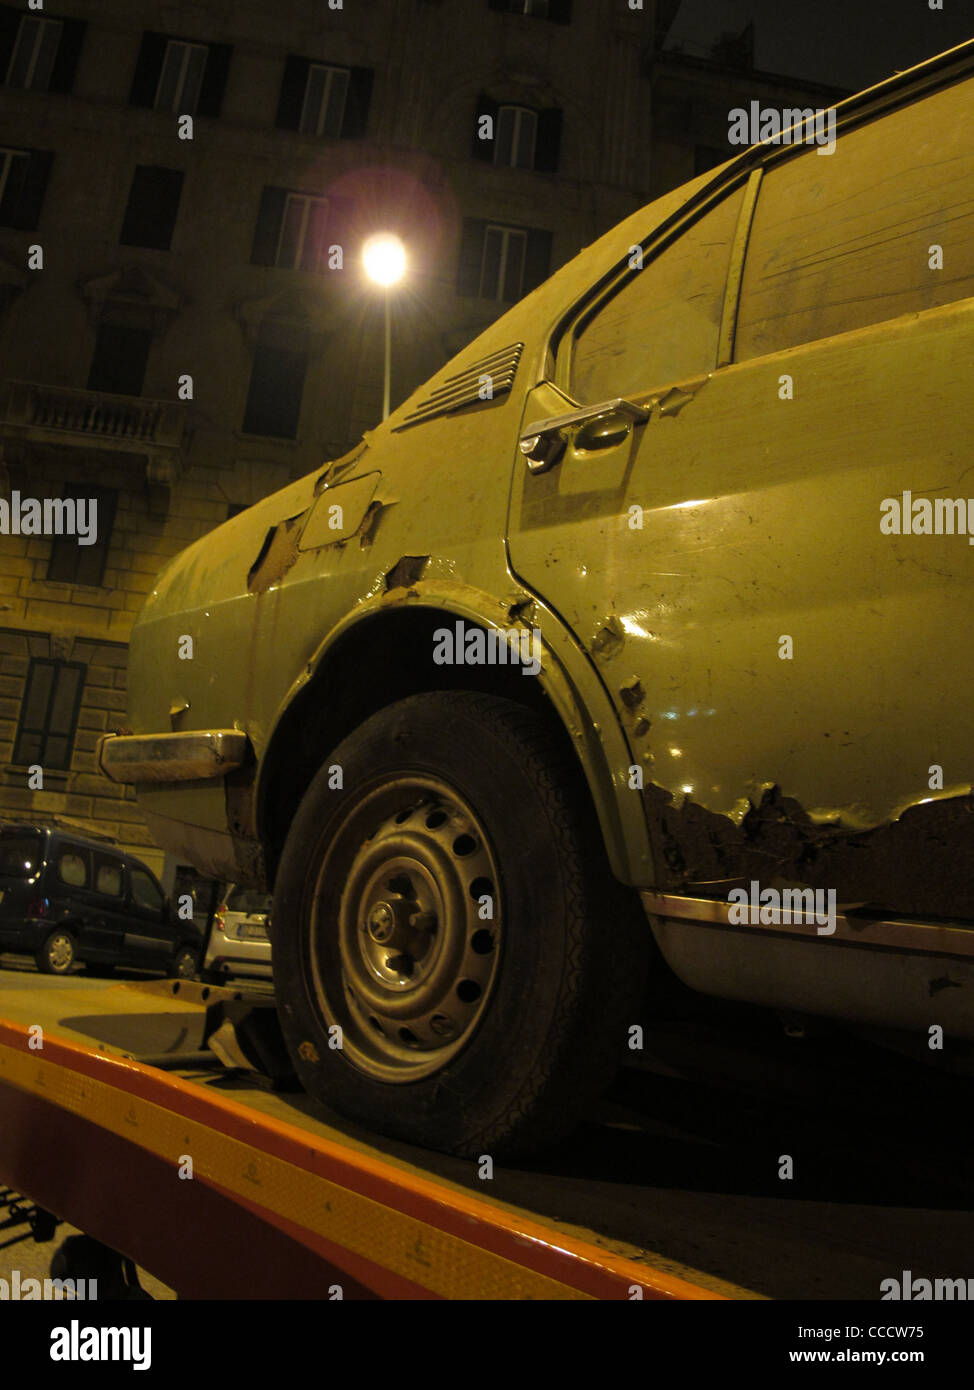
<box><xmin>1</xmin><ymin>380</ymin><xmax>187</xmax><ymax>494</ymax></box>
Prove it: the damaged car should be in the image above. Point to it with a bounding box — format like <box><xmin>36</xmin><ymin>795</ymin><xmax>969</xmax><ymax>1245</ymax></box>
<box><xmin>99</xmin><ymin>40</ymin><xmax>974</xmax><ymax>1157</ymax></box>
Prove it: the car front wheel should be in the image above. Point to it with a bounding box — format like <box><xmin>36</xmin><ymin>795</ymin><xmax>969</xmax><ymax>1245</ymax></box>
<box><xmin>272</xmin><ymin>691</ymin><xmax>649</xmax><ymax>1159</ymax></box>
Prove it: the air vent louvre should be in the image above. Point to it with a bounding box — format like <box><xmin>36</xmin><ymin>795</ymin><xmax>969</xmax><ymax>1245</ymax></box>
<box><xmin>395</xmin><ymin>342</ymin><xmax>524</xmax><ymax>429</ymax></box>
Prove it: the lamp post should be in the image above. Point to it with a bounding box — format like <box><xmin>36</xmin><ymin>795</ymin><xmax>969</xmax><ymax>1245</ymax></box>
<box><xmin>362</xmin><ymin>233</ymin><xmax>407</xmax><ymax>421</ymax></box>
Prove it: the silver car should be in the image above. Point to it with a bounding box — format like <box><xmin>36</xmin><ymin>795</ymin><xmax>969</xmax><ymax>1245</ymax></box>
<box><xmin>203</xmin><ymin>884</ymin><xmax>272</xmax><ymax>982</ymax></box>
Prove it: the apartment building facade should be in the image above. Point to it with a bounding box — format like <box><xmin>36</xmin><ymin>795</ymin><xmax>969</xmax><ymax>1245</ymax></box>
<box><xmin>0</xmin><ymin>0</ymin><xmax>657</xmax><ymax>882</ymax></box>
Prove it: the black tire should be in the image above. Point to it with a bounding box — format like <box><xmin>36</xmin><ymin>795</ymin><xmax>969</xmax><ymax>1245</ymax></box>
<box><xmin>168</xmin><ymin>947</ymin><xmax>199</xmax><ymax>980</ymax></box>
<box><xmin>272</xmin><ymin>691</ymin><xmax>649</xmax><ymax>1159</ymax></box>
<box><xmin>36</xmin><ymin>929</ymin><xmax>76</xmax><ymax>976</ymax></box>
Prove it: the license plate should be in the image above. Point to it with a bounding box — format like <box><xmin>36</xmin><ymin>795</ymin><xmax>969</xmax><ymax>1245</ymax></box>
<box><xmin>238</xmin><ymin>922</ymin><xmax>267</xmax><ymax>940</ymax></box>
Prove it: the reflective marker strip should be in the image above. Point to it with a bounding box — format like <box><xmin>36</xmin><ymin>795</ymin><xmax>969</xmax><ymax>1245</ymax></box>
<box><xmin>0</xmin><ymin>1039</ymin><xmax>587</xmax><ymax>1299</ymax></box>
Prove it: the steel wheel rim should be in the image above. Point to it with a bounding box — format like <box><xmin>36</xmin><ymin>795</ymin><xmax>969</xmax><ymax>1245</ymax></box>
<box><xmin>309</xmin><ymin>775</ymin><xmax>502</xmax><ymax>1083</ymax></box>
<box><xmin>49</xmin><ymin>934</ymin><xmax>72</xmax><ymax>970</ymax></box>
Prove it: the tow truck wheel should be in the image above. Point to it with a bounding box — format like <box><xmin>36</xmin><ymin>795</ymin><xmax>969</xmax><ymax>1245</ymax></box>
<box><xmin>272</xmin><ymin>691</ymin><xmax>649</xmax><ymax>1159</ymax></box>
<box><xmin>36</xmin><ymin>930</ymin><xmax>76</xmax><ymax>976</ymax></box>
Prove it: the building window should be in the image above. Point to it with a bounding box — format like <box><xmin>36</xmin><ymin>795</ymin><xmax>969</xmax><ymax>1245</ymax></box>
<box><xmin>250</xmin><ymin>186</ymin><xmax>351</xmax><ymax>271</ymax></box>
<box><xmin>0</xmin><ymin>9</ymin><xmax>85</xmax><ymax>93</ymax></box>
<box><xmin>275</xmin><ymin>56</ymin><xmax>372</xmax><ymax>138</ymax></box>
<box><xmin>496</xmin><ymin>106</ymin><xmax>537</xmax><ymax>169</ymax></box>
<box><xmin>156</xmin><ymin>39</ymin><xmax>207</xmax><ymax>113</ymax></box>
<box><xmin>473</xmin><ymin>97</ymin><xmax>562</xmax><ymax>172</ymax></box>
<box><xmin>47</xmin><ymin>486</ymin><xmax>118</xmax><ymax>588</ymax></box>
<box><xmin>0</xmin><ymin>145</ymin><xmax>53</xmax><ymax>229</ymax></box>
<box><xmin>242</xmin><ymin>324</ymin><xmax>309</xmax><ymax>439</ymax></box>
<box><xmin>487</xmin><ymin>0</ymin><xmax>573</xmax><ymax>22</ymax></box>
<box><xmin>456</xmin><ymin>219</ymin><xmax>553</xmax><ymax>302</ymax></box>
<box><xmin>13</xmin><ymin>658</ymin><xmax>85</xmax><ymax>770</ymax></box>
<box><xmin>119</xmin><ymin>165</ymin><xmax>184</xmax><ymax>249</ymax></box>
<box><xmin>301</xmin><ymin>64</ymin><xmax>350</xmax><ymax>136</ymax></box>
<box><xmin>87</xmin><ymin>324</ymin><xmax>152</xmax><ymax>397</ymax></box>
<box><xmin>694</xmin><ymin>145</ymin><xmax>728</xmax><ymax>176</ymax></box>
<box><xmin>129</xmin><ymin>31</ymin><xmax>231</xmax><ymax>118</ymax></box>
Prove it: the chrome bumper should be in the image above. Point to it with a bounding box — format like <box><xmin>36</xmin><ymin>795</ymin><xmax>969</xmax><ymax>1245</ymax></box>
<box><xmin>97</xmin><ymin>730</ymin><xmax>250</xmax><ymax>784</ymax></box>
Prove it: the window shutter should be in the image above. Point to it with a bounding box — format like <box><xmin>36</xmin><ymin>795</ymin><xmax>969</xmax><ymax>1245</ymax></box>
<box><xmin>10</xmin><ymin>149</ymin><xmax>53</xmax><ymax>230</ymax></box>
<box><xmin>534</xmin><ymin>107</ymin><xmax>562</xmax><ymax>172</ymax></box>
<box><xmin>341</xmin><ymin>66</ymin><xmax>373</xmax><ymax>138</ymax></box>
<box><xmin>251</xmin><ymin>186</ymin><xmax>287</xmax><ymax>265</ymax></box>
<box><xmin>456</xmin><ymin>218</ymin><xmax>487</xmax><ymax>297</ymax></box>
<box><xmin>128</xmin><ymin>31</ymin><xmax>167</xmax><ymax>107</ymax></box>
<box><xmin>472</xmin><ymin>94</ymin><xmax>498</xmax><ymax>161</ymax></box>
<box><xmin>523</xmin><ymin>227</ymin><xmax>552</xmax><ymax>293</ymax></box>
<box><xmin>197</xmin><ymin>41</ymin><xmax>231</xmax><ymax>117</ymax></box>
<box><xmin>0</xmin><ymin>6</ymin><xmax>19</xmax><ymax>82</ymax></box>
<box><xmin>275</xmin><ymin>54</ymin><xmax>308</xmax><ymax>129</ymax></box>
<box><xmin>48</xmin><ymin>17</ymin><xmax>87</xmax><ymax>93</ymax></box>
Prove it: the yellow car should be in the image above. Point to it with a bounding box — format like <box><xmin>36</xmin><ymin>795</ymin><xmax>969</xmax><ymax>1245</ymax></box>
<box><xmin>100</xmin><ymin>39</ymin><xmax>974</xmax><ymax>1157</ymax></box>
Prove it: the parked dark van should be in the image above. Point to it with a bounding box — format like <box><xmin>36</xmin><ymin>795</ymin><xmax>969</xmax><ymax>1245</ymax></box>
<box><xmin>0</xmin><ymin>823</ymin><xmax>201</xmax><ymax>978</ymax></box>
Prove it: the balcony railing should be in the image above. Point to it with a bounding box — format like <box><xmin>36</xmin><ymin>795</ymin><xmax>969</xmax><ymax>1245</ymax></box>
<box><xmin>3</xmin><ymin>381</ymin><xmax>185</xmax><ymax>452</ymax></box>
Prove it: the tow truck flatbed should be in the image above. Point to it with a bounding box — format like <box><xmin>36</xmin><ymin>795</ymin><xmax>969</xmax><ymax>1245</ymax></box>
<box><xmin>0</xmin><ymin>973</ymin><xmax>733</xmax><ymax>1300</ymax></box>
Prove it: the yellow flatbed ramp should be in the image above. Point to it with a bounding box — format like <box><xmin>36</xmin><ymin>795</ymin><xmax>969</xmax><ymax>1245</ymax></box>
<box><xmin>0</xmin><ymin>974</ymin><xmax>741</xmax><ymax>1300</ymax></box>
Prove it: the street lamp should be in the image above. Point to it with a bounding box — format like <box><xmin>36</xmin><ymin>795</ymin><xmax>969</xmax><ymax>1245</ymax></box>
<box><xmin>362</xmin><ymin>233</ymin><xmax>407</xmax><ymax>421</ymax></box>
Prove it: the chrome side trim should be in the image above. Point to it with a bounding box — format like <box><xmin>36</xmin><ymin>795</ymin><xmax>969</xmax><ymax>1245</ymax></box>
<box><xmin>97</xmin><ymin>730</ymin><xmax>249</xmax><ymax>784</ymax></box>
<box><xmin>641</xmin><ymin>890</ymin><xmax>974</xmax><ymax>959</ymax></box>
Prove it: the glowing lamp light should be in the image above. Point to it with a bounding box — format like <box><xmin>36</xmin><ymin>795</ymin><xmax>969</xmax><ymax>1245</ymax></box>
<box><xmin>362</xmin><ymin>233</ymin><xmax>407</xmax><ymax>288</ymax></box>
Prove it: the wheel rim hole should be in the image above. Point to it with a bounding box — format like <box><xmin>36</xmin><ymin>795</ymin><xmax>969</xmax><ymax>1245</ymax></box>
<box><xmin>456</xmin><ymin>979</ymin><xmax>481</xmax><ymax>1004</ymax></box>
<box><xmin>394</xmin><ymin>808</ymin><xmax>413</xmax><ymax>824</ymax></box>
<box><xmin>452</xmin><ymin>833</ymin><xmax>476</xmax><ymax>857</ymax></box>
<box><xmin>425</xmin><ymin>810</ymin><xmax>448</xmax><ymax>830</ymax></box>
<box><xmin>470</xmin><ymin>929</ymin><xmax>495</xmax><ymax>956</ymax></box>
<box><xmin>398</xmin><ymin>1027</ymin><xmax>418</xmax><ymax>1045</ymax></box>
<box><xmin>386</xmin><ymin>874</ymin><xmax>413</xmax><ymax>896</ymax></box>
<box><xmin>368</xmin><ymin>1015</ymin><xmax>385</xmax><ymax>1036</ymax></box>
<box><xmin>469</xmin><ymin>876</ymin><xmax>493</xmax><ymax>903</ymax></box>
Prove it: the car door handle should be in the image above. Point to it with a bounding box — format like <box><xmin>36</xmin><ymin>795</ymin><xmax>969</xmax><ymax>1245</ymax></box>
<box><xmin>520</xmin><ymin>397</ymin><xmax>650</xmax><ymax>474</ymax></box>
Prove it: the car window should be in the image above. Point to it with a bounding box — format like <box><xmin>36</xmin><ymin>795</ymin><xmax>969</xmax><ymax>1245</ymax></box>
<box><xmin>57</xmin><ymin>849</ymin><xmax>89</xmax><ymax>889</ymax></box>
<box><xmin>0</xmin><ymin>833</ymin><xmax>42</xmax><ymax>879</ymax></box>
<box><xmin>736</xmin><ymin>77</ymin><xmax>974</xmax><ymax>362</ymax></box>
<box><xmin>130</xmin><ymin>867</ymin><xmax>164</xmax><ymax>913</ymax></box>
<box><xmin>569</xmin><ymin>185</ymin><xmax>745</xmax><ymax>404</ymax></box>
<box><xmin>94</xmin><ymin>855</ymin><xmax>124</xmax><ymax>898</ymax></box>
<box><xmin>227</xmin><ymin>886</ymin><xmax>272</xmax><ymax>914</ymax></box>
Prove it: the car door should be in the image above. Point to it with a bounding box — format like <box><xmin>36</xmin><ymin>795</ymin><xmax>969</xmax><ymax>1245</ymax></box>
<box><xmin>506</xmin><ymin>73</ymin><xmax>974</xmax><ymax>897</ymax></box>
<box><xmin>89</xmin><ymin>852</ymin><xmax>131</xmax><ymax>963</ymax></box>
<box><xmin>123</xmin><ymin>865</ymin><xmax>175</xmax><ymax>970</ymax></box>
<box><xmin>50</xmin><ymin>843</ymin><xmax>101</xmax><ymax>957</ymax></box>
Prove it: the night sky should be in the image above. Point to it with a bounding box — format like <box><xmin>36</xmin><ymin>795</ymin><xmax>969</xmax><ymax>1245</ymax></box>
<box><xmin>663</xmin><ymin>0</ymin><xmax>974</xmax><ymax>90</ymax></box>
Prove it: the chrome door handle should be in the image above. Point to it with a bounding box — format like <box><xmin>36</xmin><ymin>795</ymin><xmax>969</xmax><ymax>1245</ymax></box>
<box><xmin>519</xmin><ymin>397</ymin><xmax>650</xmax><ymax>474</ymax></box>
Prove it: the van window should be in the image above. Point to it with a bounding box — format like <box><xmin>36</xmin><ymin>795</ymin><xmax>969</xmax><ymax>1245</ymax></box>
<box><xmin>130</xmin><ymin>867</ymin><xmax>164</xmax><ymax>914</ymax></box>
<box><xmin>57</xmin><ymin>849</ymin><xmax>89</xmax><ymax>888</ymax></box>
<box><xmin>735</xmin><ymin>78</ymin><xmax>974</xmax><ymax>361</ymax></box>
<box><xmin>0</xmin><ymin>833</ymin><xmax>42</xmax><ymax>879</ymax></box>
<box><xmin>94</xmin><ymin>855</ymin><xmax>124</xmax><ymax>898</ymax></box>
<box><xmin>570</xmin><ymin>186</ymin><xmax>745</xmax><ymax>403</ymax></box>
